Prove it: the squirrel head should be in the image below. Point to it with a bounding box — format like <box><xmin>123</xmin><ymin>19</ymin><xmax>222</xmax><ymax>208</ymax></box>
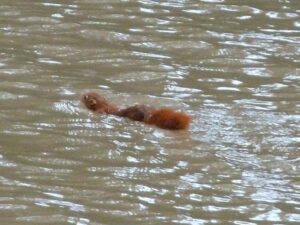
<box><xmin>81</xmin><ymin>91</ymin><xmax>108</xmax><ymax>112</ymax></box>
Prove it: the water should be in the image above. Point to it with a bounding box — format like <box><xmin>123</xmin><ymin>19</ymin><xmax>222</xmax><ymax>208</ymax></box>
<box><xmin>0</xmin><ymin>0</ymin><xmax>299</xmax><ymax>224</ymax></box>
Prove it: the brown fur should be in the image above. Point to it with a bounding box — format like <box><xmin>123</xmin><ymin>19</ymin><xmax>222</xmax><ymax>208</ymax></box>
<box><xmin>81</xmin><ymin>91</ymin><xmax>191</xmax><ymax>130</ymax></box>
<box><xmin>146</xmin><ymin>108</ymin><xmax>191</xmax><ymax>130</ymax></box>
<box><xmin>81</xmin><ymin>91</ymin><xmax>119</xmax><ymax>114</ymax></box>
<box><xmin>116</xmin><ymin>105</ymin><xmax>154</xmax><ymax>122</ymax></box>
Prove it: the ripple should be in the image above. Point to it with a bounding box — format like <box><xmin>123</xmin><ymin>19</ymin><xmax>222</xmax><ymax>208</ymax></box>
<box><xmin>53</xmin><ymin>100</ymin><xmax>79</xmax><ymax>115</ymax></box>
<box><xmin>80</xmin><ymin>30</ymin><xmax>131</xmax><ymax>42</ymax></box>
<box><xmin>266</xmin><ymin>11</ymin><xmax>299</xmax><ymax>19</ymax></box>
<box><xmin>108</xmin><ymin>71</ymin><xmax>167</xmax><ymax>83</ymax></box>
<box><xmin>38</xmin><ymin>58</ymin><xmax>62</xmax><ymax>65</ymax></box>
<box><xmin>0</xmin><ymin>91</ymin><xmax>21</xmax><ymax>100</ymax></box>
<box><xmin>0</xmin><ymin>155</ymin><xmax>17</xmax><ymax>167</ymax></box>
<box><xmin>18</xmin><ymin>17</ymin><xmax>60</xmax><ymax>24</ymax></box>
<box><xmin>243</xmin><ymin>67</ymin><xmax>272</xmax><ymax>77</ymax></box>
<box><xmin>235</xmin><ymin>99</ymin><xmax>277</xmax><ymax>111</ymax></box>
<box><xmin>182</xmin><ymin>9</ymin><xmax>208</xmax><ymax>15</ymax></box>
<box><xmin>16</xmin><ymin>215</ymin><xmax>69</xmax><ymax>223</ymax></box>
<box><xmin>216</xmin><ymin>87</ymin><xmax>241</xmax><ymax>92</ymax></box>
<box><xmin>41</xmin><ymin>3</ymin><xmax>62</xmax><ymax>7</ymax></box>
<box><xmin>51</xmin><ymin>13</ymin><xmax>64</xmax><ymax>19</ymax></box>
<box><xmin>0</xmin><ymin>204</ymin><xmax>27</xmax><ymax>210</ymax></box>
<box><xmin>132</xmin><ymin>51</ymin><xmax>171</xmax><ymax>59</ymax></box>
<box><xmin>34</xmin><ymin>198</ymin><xmax>85</xmax><ymax>212</ymax></box>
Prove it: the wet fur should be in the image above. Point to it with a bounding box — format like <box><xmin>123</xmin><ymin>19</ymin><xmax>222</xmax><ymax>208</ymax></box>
<box><xmin>81</xmin><ymin>91</ymin><xmax>191</xmax><ymax>130</ymax></box>
<box><xmin>81</xmin><ymin>91</ymin><xmax>118</xmax><ymax>114</ymax></box>
<box><xmin>147</xmin><ymin>108</ymin><xmax>191</xmax><ymax>130</ymax></box>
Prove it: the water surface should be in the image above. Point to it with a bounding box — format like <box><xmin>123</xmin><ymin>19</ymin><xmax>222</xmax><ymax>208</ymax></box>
<box><xmin>0</xmin><ymin>0</ymin><xmax>299</xmax><ymax>224</ymax></box>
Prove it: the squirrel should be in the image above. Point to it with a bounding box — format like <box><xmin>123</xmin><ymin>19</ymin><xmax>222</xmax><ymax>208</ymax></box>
<box><xmin>81</xmin><ymin>91</ymin><xmax>191</xmax><ymax>130</ymax></box>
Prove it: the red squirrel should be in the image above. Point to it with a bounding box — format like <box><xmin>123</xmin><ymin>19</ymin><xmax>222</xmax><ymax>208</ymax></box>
<box><xmin>81</xmin><ymin>91</ymin><xmax>191</xmax><ymax>130</ymax></box>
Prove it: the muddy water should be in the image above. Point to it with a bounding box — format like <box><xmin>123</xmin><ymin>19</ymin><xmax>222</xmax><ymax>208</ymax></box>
<box><xmin>0</xmin><ymin>0</ymin><xmax>299</xmax><ymax>224</ymax></box>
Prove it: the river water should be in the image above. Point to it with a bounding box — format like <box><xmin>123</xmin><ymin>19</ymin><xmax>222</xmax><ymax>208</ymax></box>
<box><xmin>0</xmin><ymin>0</ymin><xmax>299</xmax><ymax>224</ymax></box>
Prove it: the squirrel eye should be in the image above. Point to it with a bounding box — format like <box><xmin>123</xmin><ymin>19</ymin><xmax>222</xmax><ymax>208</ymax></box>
<box><xmin>83</xmin><ymin>95</ymin><xmax>88</xmax><ymax>100</ymax></box>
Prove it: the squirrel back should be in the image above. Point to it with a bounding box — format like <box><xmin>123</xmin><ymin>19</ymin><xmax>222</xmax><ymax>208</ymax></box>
<box><xmin>116</xmin><ymin>105</ymin><xmax>154</xmax><ymax>122</ymax></box>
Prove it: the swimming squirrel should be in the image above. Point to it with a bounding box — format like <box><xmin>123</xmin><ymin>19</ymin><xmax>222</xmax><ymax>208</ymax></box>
<box><xmin>81</xmin><ymin>91</ymin><xmax>191</xmax><ymax>130</ymax></box>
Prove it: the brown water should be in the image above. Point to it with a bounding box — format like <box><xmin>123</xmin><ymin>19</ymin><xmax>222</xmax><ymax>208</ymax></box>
<box><xmin>0</xmin><ymin>0</ymin><xmax>299</xmax><ymax>224</ymax></box>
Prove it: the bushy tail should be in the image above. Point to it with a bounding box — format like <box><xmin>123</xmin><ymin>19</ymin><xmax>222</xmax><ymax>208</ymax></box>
<box><xmin>147</xmin><ymin>108</ymin><xmax>191</xmax><ymax>130</ymax></box>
